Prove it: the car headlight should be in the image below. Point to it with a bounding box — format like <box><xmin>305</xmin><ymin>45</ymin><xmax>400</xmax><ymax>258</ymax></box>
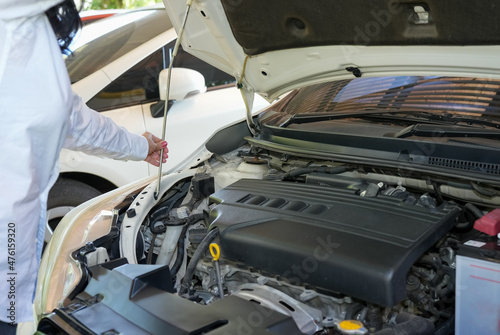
<box><xmin>34</xmin><ymin>177</ymin><xmax>155</xmax><ymax>320</ymax></box>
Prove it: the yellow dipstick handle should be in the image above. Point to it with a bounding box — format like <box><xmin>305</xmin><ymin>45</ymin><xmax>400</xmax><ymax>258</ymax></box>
<box><xmin>210</xmin><ymin>243</ymin><xmax>220</xmax><ymax>261</ymax></box>
<box><xmin>210</xmin><ymin>243</ymin><xmax>224</xmax><ymax>299</ymax></box>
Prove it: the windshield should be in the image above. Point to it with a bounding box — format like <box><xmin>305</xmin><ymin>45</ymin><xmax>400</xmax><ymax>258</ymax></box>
<box><xmin>262</xmin><ymin>76</ymin><xmax>500</xmax><ymax>128</ymax></box>
<box><xmin>65</xmin><ymin>9</ymin><xmax>173</xmax><ymax>84</ymax></box>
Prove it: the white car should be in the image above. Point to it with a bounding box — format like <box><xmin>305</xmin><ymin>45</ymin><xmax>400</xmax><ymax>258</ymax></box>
<box><xmin>46</xmin><ymin>7</ymin><xmax>269</xmax><ymax>243</ymax></box>
<box><xmin>36</xmin><ymin>1</ymin><xmax>500</xmax><ymax>335</ymax></box>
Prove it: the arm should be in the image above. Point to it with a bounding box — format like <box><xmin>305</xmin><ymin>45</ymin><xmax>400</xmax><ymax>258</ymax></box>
<box><xmin>63</xmin><ymin>92</ymin><xmax>167</xmax><ymax>165</ymax></box>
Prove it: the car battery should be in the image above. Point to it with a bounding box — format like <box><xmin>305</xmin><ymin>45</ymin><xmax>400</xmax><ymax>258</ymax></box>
<box><xmin>456</xmin><ymin>237</ymin><xmax>500</xmax><ymax>335</ymax></box>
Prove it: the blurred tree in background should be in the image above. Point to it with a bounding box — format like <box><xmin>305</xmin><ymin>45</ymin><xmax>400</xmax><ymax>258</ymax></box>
<box><xmin>80</xmin><ymin>0</ymin><xmax>162</xmax><ymax>10</ymax></box>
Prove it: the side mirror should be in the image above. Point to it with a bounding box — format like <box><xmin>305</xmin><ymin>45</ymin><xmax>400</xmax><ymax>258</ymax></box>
<box><xmin>159</xmin><ymin>67</ymin><xmax>207</xmax><ymax>101</ymax></box>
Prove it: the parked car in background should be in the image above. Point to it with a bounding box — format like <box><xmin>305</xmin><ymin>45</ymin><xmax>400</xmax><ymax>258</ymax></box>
<box><xmin>45</xmin><ymin>6</ymin><xmax>269</xmax><ymax>244</ymax></box>
<box><xmin>36</xmin><ymin>1</ymin><xmax>500</xmax><ymax>335</ymax></box>
<box><xmin>79</xmin><ymin>9</ymin><xmax>125</xmax><ymax>26</ymax></box>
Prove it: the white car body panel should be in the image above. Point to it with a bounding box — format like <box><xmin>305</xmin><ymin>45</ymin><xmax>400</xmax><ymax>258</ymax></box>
<box><xmin>120</xmin><ymin>169</ymin><xmax>198</xmax><ymax>264</ymax></box>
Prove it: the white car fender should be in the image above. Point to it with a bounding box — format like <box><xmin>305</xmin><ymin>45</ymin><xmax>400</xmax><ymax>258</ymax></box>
<box><xmin>120</xmin><ymin>169</ymin><xmax>197</xmax><ymax>264</ymax></box>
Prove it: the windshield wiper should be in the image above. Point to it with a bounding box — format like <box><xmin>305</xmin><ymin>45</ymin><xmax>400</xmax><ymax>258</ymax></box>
<box><xmin>390</xmin><ymin>124</ymin><xmax>500</xmax><ymax>139</ymax></box>
<box><xmin>280</xmin><ymin>109</ymin><xmax>500</xmax><ymax>130</ymax></box>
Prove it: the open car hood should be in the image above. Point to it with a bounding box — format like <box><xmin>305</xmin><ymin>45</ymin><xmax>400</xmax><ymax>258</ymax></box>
<box><xmin>163</xmin><ymin>0</ymin><xmax>500</xmax><ymax>102</ymax></box>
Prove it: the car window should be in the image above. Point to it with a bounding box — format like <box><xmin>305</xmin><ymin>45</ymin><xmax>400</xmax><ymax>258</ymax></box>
<box><xmin>86</xmin><ymin>47</ymin><xmax>165</xmax><ymax>111</ymax></box>
<box><xmin>169</xmin><ymin>42</ymin><xmax>235</xmax><ymax>88</ymax></box>
<box><xmin>87</xmin><ymin>42</ymin><xmax>235</xmax><ymax>112</ymax></box>
<box><xmin>65</xmin><ymin>9</ymin><xmax>172</xmax><ymax>84</ymax></box>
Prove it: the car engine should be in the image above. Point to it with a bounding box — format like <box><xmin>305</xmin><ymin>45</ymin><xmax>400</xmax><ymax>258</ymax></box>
<box><xmin>132</xmin><ymin>147</ymin><xmax>479</xmax><ymax>335</ymax></box>
<box><xmin>49</xmin><ymin>147</ymin><xmax>498</xmax><ymax>335</ymax></box>
<box><xmin>173</xmin><ymin>175</ymin><xmax>459</xmax><ymax>335</ymax></box>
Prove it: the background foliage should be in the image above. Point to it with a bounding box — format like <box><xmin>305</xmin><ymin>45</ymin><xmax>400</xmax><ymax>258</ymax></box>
<box><xmin>80</xmin><ymin>0</ymin><xmax>162</xmax><ymax>10</ymax></box>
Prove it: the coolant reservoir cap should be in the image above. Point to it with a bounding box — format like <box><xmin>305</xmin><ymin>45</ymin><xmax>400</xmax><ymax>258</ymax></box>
<box><xmin>335</xmin><ymin>320</ymin><xmax>368</xmax><ymax>335</ymax></box>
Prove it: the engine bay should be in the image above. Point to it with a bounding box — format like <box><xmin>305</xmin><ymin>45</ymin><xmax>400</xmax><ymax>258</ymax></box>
<box><xmin>38</xmin><ymin>147</ymin><xmax>500</xmax><ymax>335</ymax></box>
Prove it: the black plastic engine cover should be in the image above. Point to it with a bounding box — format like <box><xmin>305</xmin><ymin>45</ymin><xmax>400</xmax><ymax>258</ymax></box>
<box><xmin>209</xmin><ymin>179</ymin><xmax>460</xmax><ymax>306</ymax></box>
<box><xmin>38</xmin><ymin>262</ymin><xmax>301</xmax><ymax>335</ymax></box>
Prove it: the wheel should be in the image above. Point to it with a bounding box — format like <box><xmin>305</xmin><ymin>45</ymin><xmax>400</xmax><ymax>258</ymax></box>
<box><xmin>45</xmin><ymin>178</ymin><xmax>102</xmax><ymax>245</ymax></box>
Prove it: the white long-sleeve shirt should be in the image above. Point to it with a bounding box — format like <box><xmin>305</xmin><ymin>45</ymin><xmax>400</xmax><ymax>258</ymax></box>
<box><xmin>0</xmin><ymin>1</ymin><xmax>148</xmax><ymax>323</ymax></box>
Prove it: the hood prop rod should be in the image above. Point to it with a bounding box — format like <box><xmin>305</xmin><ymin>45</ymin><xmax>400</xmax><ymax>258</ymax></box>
<box><xmin>155</xmin><ymin>0</ymin><xmax>193</xmax><ymax>200</ymax></box>
<box><xmin>238</xmin><ymin>55</ymin><xmax>259</xmax><ymax>136</ymax></box>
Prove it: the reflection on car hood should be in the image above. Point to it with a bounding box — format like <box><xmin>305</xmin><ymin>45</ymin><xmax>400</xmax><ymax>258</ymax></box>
<box><xmin>163</xmin><ymin>0</ymin><xmax>500</xmax><ymax>101</ymax></box>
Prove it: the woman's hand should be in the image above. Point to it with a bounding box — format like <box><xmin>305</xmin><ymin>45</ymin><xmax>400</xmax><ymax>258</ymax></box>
<box><xmin>142</xmin><ymin>132</ymin><xmax>168</xmax><ymax>167</ymax></box>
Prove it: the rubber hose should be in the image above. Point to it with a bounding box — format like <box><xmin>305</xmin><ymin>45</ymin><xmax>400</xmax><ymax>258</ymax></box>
<box><xmin>464</xmin><ymin>203</ymin><xmax>483</xmax><ymax>219</ymax></box>
<box><xmin>170</xmin><ymin>213</ymin><xmax>205</xmax><ymax>276</ymax></box>
<box><xmin>345</xmin><ymin>303</ymin><xmax>365</xmax><ymax>320</ymax></box>
<box><xmin>180</xmin><ymin>227</ymin><xmax>219</xmax><ymax>294</ymax></box>
<box><xmin>455</xmin><ymin>203</ymin><xmax>483</xmax><ymax>230</ymax></box>
<box><xmin>367</xmin><ymin>305</ymin><xmax>383</xmax><ymax>332</ymax></box>
<box><xmin>170</xmin><ymin>225</ymin><xmax>189</xmax><ymax>276</ymax></box>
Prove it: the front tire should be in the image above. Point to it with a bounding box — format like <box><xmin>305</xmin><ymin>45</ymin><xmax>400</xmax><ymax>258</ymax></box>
<box><xmin>45</xmin><ymin>178</ymin><xmax>102</xmax><ymax>245</ymax></box>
